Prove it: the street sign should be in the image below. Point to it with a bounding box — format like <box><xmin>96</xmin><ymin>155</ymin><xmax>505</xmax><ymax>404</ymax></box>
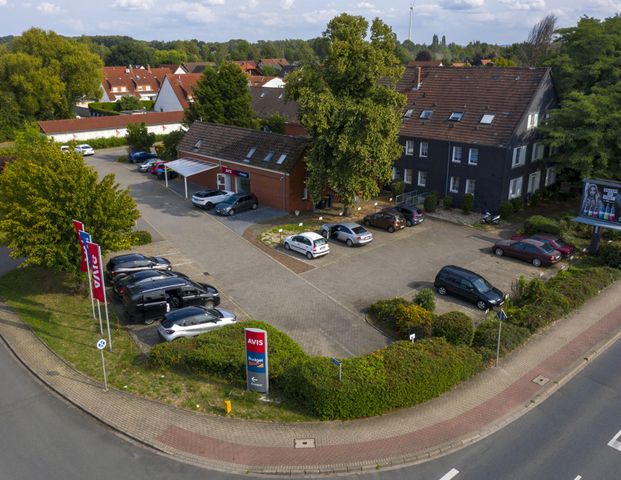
<box><xmin>496</xmin><ymin>309</ymin><xmax>508</xmax><ymax>322</ymax></box>
<box><xmin>244</xmin><ymin>328</ymin><xmax>269</xmax><ymax>394</ymax></box>
<box><xmin>330</xmin><ymin>357</ymin><xmax>342</xmax><ymax>366</ymax></box>
<box><xmin>409</xmin><ymin>333</ymin><xmax>416</xmax><ymax>342</ymax></box>
<box><xmin>96</xmin><ymin>339</ymin><xmax>107</xmax><ymax>350</ymax></box>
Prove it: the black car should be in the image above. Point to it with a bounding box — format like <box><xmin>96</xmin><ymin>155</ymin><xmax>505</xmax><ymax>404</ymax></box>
<box><xmin>122</xmin><ymin>277</ymin><xmax>220</xmax><ymax>324</ymax></box>
<box><xmin>214</xmin><ymin>193</ymin><xmax>258</xmax><ymax>216</ymax></box>
<box><xmin>106</xmin><ymin>253</ymin><xmax>172</xmax><ymax>281</ymax></box>
<box><xmin>128</xmin><ymin>151</ymin><xmax>158</xmax><ymax>164</ymax></box>
<box><xmin>434</xmin><ymin>265</ymin><xmax>505</xmax><ymax>310</ymax></box>
<box><xmin>389</xmin><ymin>205</ymin><xmax>424</xmax><ymax>227</ymax></box>
<box><xmin>112</xmin><ymin>269</ymin><xmax>188</xmax><ymax>297</ymax></box>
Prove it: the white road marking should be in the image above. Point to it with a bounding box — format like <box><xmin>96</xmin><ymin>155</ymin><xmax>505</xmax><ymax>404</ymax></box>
<box><xmin>574</xmin><ymin>475</ymin><xmax>582</xmax><ymax>480</ymax></box>
<box><xmin>438</xmin><ymin>468</ymin><xmax>459</xmax><ymax>480</ymax></box>
<box><xmin>607</xmin><ymin>429</ymin><xmax>621</xmax><ymax>451</ymax></box>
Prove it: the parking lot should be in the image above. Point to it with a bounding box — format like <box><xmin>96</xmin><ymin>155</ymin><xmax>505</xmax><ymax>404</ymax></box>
<box><xmin>89</xmin><ymin>148</ymin><xmax>560</xmax><ymax>357</ymax></box>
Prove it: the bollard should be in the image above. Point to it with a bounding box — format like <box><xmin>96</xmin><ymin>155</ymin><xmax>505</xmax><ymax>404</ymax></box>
<box><xmin>224</xmin><ymin>400</ymin><xmax>232</xmax><ymax>415</ymax></box>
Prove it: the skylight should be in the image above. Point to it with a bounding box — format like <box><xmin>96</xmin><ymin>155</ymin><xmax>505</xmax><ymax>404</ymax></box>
<box><xmin>420</xmin><ymin>110</ymin><xmax>433</xmax><ymax>119</ymax></box>
<box><xmin>276</xmin><ymin>154</ymin><xmax>287</xmax><ymax>165</ymax></box>
<box><xmin>263</xmin><ymin>151</ymin><xmax>275</xmax><ymax>162</ymax></box>
<box><xmin>192</xmin><ymin>140</ymin><xmax>202</xmax><ymax>152</ymax></box>
<box><xmin>246</xmin><ymin>147</ymin><xmax>256</xmax><ymax>158</ymax></box>
<box><xmin>403</xmin><ymin>108</ymin><xmax>414</xmax><ymax>119</ymax></box>
<box><xmin>480</xmin><ymin>114</ymin><xmax>495</xmax><ymax>124</ymax></box>
<box><xmin>449</xmin><ymin>112</ymin><xmax>464</xmax><ymax>121</ymax></box>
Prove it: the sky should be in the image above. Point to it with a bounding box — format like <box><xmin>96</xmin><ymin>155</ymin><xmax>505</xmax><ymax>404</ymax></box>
<box><xmin>0</xmin><ymin>0</ymin><xmax>616</xmax><ymax>46</ymax></box>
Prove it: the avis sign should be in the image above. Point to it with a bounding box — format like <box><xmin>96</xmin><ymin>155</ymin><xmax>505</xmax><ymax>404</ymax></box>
<box><xmin>86</xmin><ymin>242</ymin><xmax>105</xmax><ymax>302</ymax></box>
<box><xmin>244</xmin><ymin>328</ymin><xmax>268</xmax><ymax>394</ymax></box>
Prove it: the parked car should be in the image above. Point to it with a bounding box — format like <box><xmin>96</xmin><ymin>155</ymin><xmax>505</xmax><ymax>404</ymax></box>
<box><xmin>129</xmin><ymin>151</ymin><xmax>158</xmax><ymax>164</ymax></box>
<box><xmin>389</xmin><ymin>205</ymin><xmax>424</xmax><ymax>227</ymax></box>
<box><xmin>283</xmin><ymin>232</ymin><xmax>330</xmax><ymax>259</ymax></box>
<box><xmin>362</xmin><ymin>210</ymin><xmax>406</xmax><ymax>232</ymax></box>
<box><xmin>510</xmin><ymin>233</ymin><xmax>575</xmax><ymax>258</ymax></box>
<box><xmin>60</xmin><ymin>145</ymin><xmax>70</xmax><ymax>153</ymax></box>
<box><xmin>122</xmin><ymin>277</ymin><xmax>220</xmax><ymax>324</ymax></box>
<box><xmin>106</xmin><ymin>253</ymin><xmax>172</xmax><ymax>281</ymax></box>
<box><xmin>320</xmin><ymin>222</ymin><xmax>373</xmax><ymax>247</ymax></box>
<box><xmin>157</xmin><ymin>306</ymin><xmax>236</xmax><ymax>341</ymax></box>
<box><xmin>138</xmin><ymin>158</ymin><xmax>158</xmax><ymax>172</ymax></box>
<box><xmin>434</xmin><ymin>265</ymin><xmax>506</xmax><ymax>310</ymax></box>
<box><xmin>112</xmin><ymin>269</ymin><xmax>187</xmax><ymax>297</ymax></box>
<box><xmin>149</xmin><ymin>160</ymin><xmax>167</xmax><ymax>174</ymax></box>
<box><xmin>191</xmin><ymin>189</ymin><xmax>234</xmax><ymax>209</ymax></box>
<box><xmin>214</xmin><ymin>193</ymin><xmax>258</xmax><ymax>216</ymax></box>
<box><xmin>155</xmin><ymin>164</ymin><xmax>178</xmax><ymax>180</ymax></box>
<box><xmin>74</xmin><ymin>144</ymin><xmax>95</xmax><ymax>156</ymax></box>
<box><xmin>492</xmin><ymin>238</ymin><xmax>561</xmax><ymax>267</ymax></box>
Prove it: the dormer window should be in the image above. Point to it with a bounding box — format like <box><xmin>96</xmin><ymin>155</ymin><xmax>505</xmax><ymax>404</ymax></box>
<box><xmin>263</xmin><ymin>151</ymin><xmax>274</xmax><ymax>162</ymax></box>
<box><xmin>403</xmin><ymin>108</ymin><xmax>414</xmax><ymax>119</ymax></box>
<box><xmin>420</xmin><ymin>110</ymin><xmax>433</xmax><ymax>120</ymax></box>
<box><xmin>480</xmin><ymin>114</ymin><xmax>495</xmax><ymax>124</ymax></box>
<box><xmin>527</xmin><ymin>112</ymin><xmax>539</xmax><ymax>129</ymax></box>
<box><xmin>449</xmin><ymin>112</ymin><xmax>464</xmax><ymax>121</ymax></box>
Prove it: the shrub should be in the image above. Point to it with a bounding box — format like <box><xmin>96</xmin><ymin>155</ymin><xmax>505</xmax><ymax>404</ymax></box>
<box><xmin>126</xmin><ymin>122</ymin><xmax>155</xmax><ymax>152</ymax></box>
<box><xmin>500</xmin><ymin>201</ymin><xmax>513</xmax><ymax>219</ymax></box>
<box><xmin>368</xmin><ymin>297</ymin><xmax>410</xmax><ymax>327</ymax></box>
<box><xmin>472</xmin><ymin>319</ymin><xmax>530</xmax><ymax>360</ymax></box>
<box><xmin>529</xmin><ymin>190</ymin><xmax>543</xmax><ymax>207</ymax></box>
<box><xmin>130</xmin><ymin>230</ymin><xmax>152</xmax><ymax>246</ymax></box>
<box><xmin>279</xmin><ymin>338</ymin><xmax>481</xmax><ymax>420</ymax></box>
<box><xmin>443</xmin><ymin>195</ymin><xmax>453</xmax><ymax>209</ymax></box>
<box><xmin>510</xmin><ymin>197</ymin><xmax>523</xmax><ymax>213</ymax></box>
<box><xmin>462</xmin><ymin>193</ymin><xmax>474</xmax><ymax>214</ymax></box>
<box><xmin>84</xmin><ymin>137</ymin><xmax>128</xmax><ymax>149</ymax></box>
<box><xmin>424</xmin><ymin>191</ymin><xmax>438</xmax><ymax>212</ymax></box>
<box><xmin>433</xmin><ymin>311</ymin><xmax>475</xmax><ymax>346</ymax></box>
<box><xmin>523</xmin><ymin>215</ymin><xmax>561</xmax><ymax>236</ymax></box>
<box><xmin>390</xmin><ymin>180</ymin><xmax>405</xmax><ymax>196</ymax></box>
<box><xmin>394</xmin><ymin>303</ymin><xmax>433</xmax><ymax>339</ymax></box>
<box><xmin>546</xmin><ymin>266</ymin><xmax>618</xmax><ymax>308</ymax></box>
<box><xmin>600</xmin><ymin>243</ymin><xmax>621</xmax><ymax>268</ymax></box>
<box><xmin>413</xmin><ymin>288</ymin><xmax>436</xmax><ymax>312</ymax></box>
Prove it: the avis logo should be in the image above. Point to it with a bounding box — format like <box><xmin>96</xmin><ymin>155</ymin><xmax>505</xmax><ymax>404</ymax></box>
<box><xmin>247</xmin><ymin>338</ymin><xmax>264</xmax><ymax>346</ymax></box>
<box><xmin>91</xmin><ymin>254</ymin><xmax>101</xmax><ymax>290</ymax></box>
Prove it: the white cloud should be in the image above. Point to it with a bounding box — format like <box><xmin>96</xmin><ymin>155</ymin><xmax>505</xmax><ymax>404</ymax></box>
<box><xmin>357</xmin><ymin>1</ymin><xmax>374</xmax><ymax>8</ymax></box>
<box><xmin>586</xmin><ymin>0</ymin><xmax>621</xmax><ymax>11</ymax></box>
<box><xmin>500</xmin><ymin>0</ymin><xmax>545</xmax><ymax>10</ymax></box>
<box><xmin>281</xmin><ymin>0</ymin><xmax>294</xmax><ymax>9</ymax></box>
<box><xmin>440</xmin><ymin>0</ymin><xmax>484</xmax><ymax>10</ymax></box>
<box><xmin>37</xmin><ymin>2</ymin><xmax>60</xmax><ymax>14</ymax></box>
<box><xmin>204</xmin><ymin>0</ymin><xmax>224</xmax><ymax>5</ymax></box>
<box><xmin>248</xmin><ymin>0</ymin><xmax>258</xmax><ymax>7</ymax></box>
<box><xmin>165</xmin><ymin>1</ymin><xmax>217</xmax><ymax>24</ymax></box>
<box><xmin>113</xmin><ymin>0</ymin><xmax>153</xmax><ymax>10</ymax></box>
<box><xmin>0</xmin><ymin>0</ymin><xmax>7</xmax><ymax>6</ymax></box>
<box><xmin>303</xmin><ymin>9</ymin><xmax>340</xmax><ymax>24</ymax></box>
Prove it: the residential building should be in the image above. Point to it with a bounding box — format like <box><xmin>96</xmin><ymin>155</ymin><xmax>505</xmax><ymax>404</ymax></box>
<box><xmin>394</xmin><ymin>66</ymin><xmax>558</xmax><ymax>211</ymax></box>
<box><xmin>250</xmin><ymin>87</ymin><xmax>305</xmax><ymax>136</ymax></box>
<box><xmin>100</xmin><ymin>66</ymin><xmax>171</xmax><ymax>102</ymax></box>
<box><xmin>153</xmin><ymin>74</ymin><xmax>202</xmax><ymax>112</ymax></box>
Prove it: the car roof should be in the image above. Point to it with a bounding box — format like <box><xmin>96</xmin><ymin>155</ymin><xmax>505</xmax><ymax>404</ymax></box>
<box><xmin>330</xmin><ymin>222</ymin><xmax>362</xmax><ymax>229</ymax></box>
<box><xmin>127</xmin><ymin>277</ymin><xmax>191</xmax><ymax>294</ymax></box>
<box><xmin>298</xmin><ymin>231</ymin><xmax>324</xmax><ymax>240</ymax></box>
<box><xmin>521</xmin><ymin>238</ymin><xmax>546</xmax><ymax>247</ymax></box>
<box><xmin>165</xmin><ymin>306</ymin><xmax>207</xmax><ymax>321</ymax></box>
<box><xmin>438</xmin><ymin>265</ymin><xmax>485</xmax><ymax>280</ymax></box>
<box><xmin>380</xmin><ymin>209</ymin><xmax>402</xmax><ymax>216</ymax></box>
<box><xmin>110</xmin><ymin>253</ymin><xmax>146</xmax><ymax>264</ymax></box>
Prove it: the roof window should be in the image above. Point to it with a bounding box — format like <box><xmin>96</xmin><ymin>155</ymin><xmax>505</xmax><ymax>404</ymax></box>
<box><xmin>480</xmin><ymin>114</ymin><xmax>495</xmax><ymax>124</ymax></box>
<box><xmin>263</xmin><ymin>151</ymin><xmax>275</xmax><ymax>162</ymax></box>
<box><xmin>449</xmin><ymin>112</ymin><xmax>464</xmax><ymax>121</ymax></box>
<box><xmin>403</xmin><ymin>108</ymin><xmax>414</xmax><ymax>119</ymax></box>
<box><xmin>420</xmin><ymin>109</ymin><xmax>433</xmax><ymax>119</ymax></box>
<box><xmin>260</xmin><ymin>92</ymin><xmax>266</xmax><ymax>98</ymax></box>
<box><xmin>192</xmin><ymin>140</ymin><xmax>202</xmax><ymax>152</ymax></box>
<box><xmin>276</xmin><ymin>154</ymin><xmax>287</xmax><ymax>165</ymax></box>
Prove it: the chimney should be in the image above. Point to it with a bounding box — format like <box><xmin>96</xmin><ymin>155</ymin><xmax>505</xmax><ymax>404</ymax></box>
<box><xmin>415</xmin><ymin>66</ymin><xmax>422</xmax><ymax>90</ymax></box>
<box><xmin>147</xmin><ymin>64</ymin><xmax>151</xmax><ymax>73</ymax></box>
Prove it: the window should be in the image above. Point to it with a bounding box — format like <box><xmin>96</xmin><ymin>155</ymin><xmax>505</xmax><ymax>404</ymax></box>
<box><xmin>276</xmin><ymin>154</ymin><xmax>287</xmax><ymax>165</ymax></box>
<box><xmin>449</xmin><ymin>112</ymin><xmax>464</xmax><ymax>121</ymax></box>
<box><xmin>465</xmin><ymin>179</ymin><xmax>476</xmax><ymax>194</ymax></box>
<box><xmin>404</xmin><ymin>169</ymin><xmax>413</xmax><ymax>184</ymax></box>
<box><xmin>392</xmin><ymin>167</ymin><xmax>398</xmax><ymax>180</ymax></box>
<box><xmin>531</xmin><ymin>143</ymin><xmax>544</xmax><ymax>161</ymax></box>
<box><xmin>419</xmin><ymin>142</ymin><xmax>428</xmax><ymax>158</ymax></box>
<box><xmin>527</xmin><ymin>112</ymin><xmax>539</xmax><ymax>129</ymax></box>
<box><xmin>452</xmin><ymin>146</ymin><xmax>463</xmax><ymax>163</ymax></box>
<box><xmin>450</xmin><ymin>176</ymin><xmax>460</xmax><ymax>193</ymax></box>
<box><xmin>417</xmin><ymin>171</ymin><xmax>427</xmax><ymax>187</ymax></box>
<box><xmin>263</xmin><ymin>151</ymin><xmax>275</xmax><ymax>162</ymax></box>
<box><xmin>527</xmin><ymin>170</ymin><xmax>541</xmax><ymax>194</ymax></box>
<box><xmin>509</xmin><ymin>176</ymin><xmax>523</xmax><ymax>199</ymax></box>
<box><xmin>480</xmin><ymin>114</ymin><xmax>495</xmax><ymax>124</ymax></box>
<box><xmin>468</xmin><ymin>148</ymin><xmax>479</xmax><ymax>165</ymax></box>
<box><xmin>403</xmin><ymin>108</ymin><xmax>414</xmax><ymax>119</ymax></box>
<box><xmin>405</xmin><ymin>140</ymin><xmax>414</xmax><ymax>156</ymax></box>
<box><xmin>192</xmin><ymin>140</ymin><xmax>202</xmax><ymax>152</ymax></box>
<box><xmin>245</xmin><ymin>147</ymin><xmax>256</xmax><ymax>159</ymax></box>
<box><xmin>302</xmin><ymin>188</ymin><xmax>308</xmax><ymax>200</ymax></box>
<box><xmin>420</xmin><ymin>109</ymin><xmax>433</xmax><ymax>119</ymax></box>
<box><xmin>512</xmin><ymin>146</ymin><xmax>526</xmax><ymax>167</ymax></box>
<box><xmin>545</xmin><ymin>166</ymin><xmax>557</xmax><ymax>186</ymax></box>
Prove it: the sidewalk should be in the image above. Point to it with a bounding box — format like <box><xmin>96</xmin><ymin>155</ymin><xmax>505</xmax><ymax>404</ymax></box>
<box><xmin>1</xmin><ymin>281</ymin><xmax>621</xmax><ymax>475</ymax></box>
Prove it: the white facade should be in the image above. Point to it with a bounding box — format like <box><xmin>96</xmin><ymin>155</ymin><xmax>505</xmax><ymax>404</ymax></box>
<box><xmin>262</xmin><ymin>77</ymin><xmax>285</xmax><ymax>88</ymax></box>
<box><xmin>153</xmin><ymin>77</ymin><xmax>184</xmax><ymax>112</ymax></box>
<box><xmin>46</xmin><ymin>123</ymin><xmax>185</xmax><ymax>143</ymax></box>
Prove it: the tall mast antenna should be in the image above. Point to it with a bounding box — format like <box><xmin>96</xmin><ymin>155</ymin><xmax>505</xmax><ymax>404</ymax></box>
<box><xmin>408</xmin><ymin>2</ymin><xmax>414</xmax><ymax>42</ymax></box>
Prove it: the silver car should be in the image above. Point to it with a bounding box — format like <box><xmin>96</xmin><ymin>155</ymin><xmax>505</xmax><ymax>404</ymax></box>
<box><xmin>157</xmin><ymin>306</ymin><xmax>237</xmax><ymax>342</ymax></box>
<box><xmin>74</xmin><ymin>144</ymin><xmax>95</xmax><ymax>155</ymax></box>
<box><xmin>138</xmin><ymin>158</ymin><xmax>158</xmax><ymax>172</ymax></box>
<box><xmin>320</xmin><ymin>222</ymin><xmax>373</xmax><ymax>247</ymax></box>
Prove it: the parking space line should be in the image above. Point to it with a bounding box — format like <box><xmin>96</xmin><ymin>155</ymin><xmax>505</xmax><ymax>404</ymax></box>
<box><xmin>438</xmin><ymin>468</ymin><xmax>459</xmax><ymax>480</ymax></box>
<box><xmin>608</xmin><ymin>429</ymin><xmax>621</xmax><ymax>451</ymax></box>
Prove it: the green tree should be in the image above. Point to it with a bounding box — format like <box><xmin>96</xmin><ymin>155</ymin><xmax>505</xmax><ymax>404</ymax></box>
<box><xmin>286</xmin><ymin>14</ymin><xmax>406</xmax><ymax>214</ymax></box>
<box><xmin>261</xmin><ymin>113</ymin><xmax>286</xmax><ymax>134</ymax></box>
<box><xmin>0</xmin><ymin>128</ymin><xmax>139</xmax><ymax>272</ymax></box>
<box><xmin>125</xmin><ymin>122</ymin><xmax>155</xmax><ymax>152</ymax></box>
<box><xmin>107</xmin><ymin>39</ymin><xmax>155</xmax><ymax>66</ymax></box>
<box><xmin>117</xmin><ymin>95</ymin><xmax>143</xmax><ymax>111</ymax></box>
<box><xmin>0</xmin><ymin>91</ymin><xmax>25</xmax><ymax>141</ymax></box>
<box><xmin>153</xmin><ymin>48</ymin><xmax>187</xmax><ymax>66</ymax></box>
<box><xmin>185</xmin><ymin>62</ymin><xmax>257</xmax><ymax>128</ymax></box>
<box><xmin>160</xmin><ymin>129</ymin><xmax>186</xmax><ymax>160</ymax></box>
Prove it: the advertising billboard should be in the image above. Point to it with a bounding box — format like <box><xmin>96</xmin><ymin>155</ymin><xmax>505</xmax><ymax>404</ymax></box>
<box><xmin>577</xmin><ymin>179</ymin><xmax>621</xmax><ymax>230</ymax></box>
<box><xmin>244</xmin><ymin>328</ymin><xmax>268</xmax><ymax>394</ymax></box>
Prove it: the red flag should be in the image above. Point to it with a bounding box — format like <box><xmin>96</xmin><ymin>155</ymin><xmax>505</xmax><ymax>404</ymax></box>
<box><xmin>72</xmin><ymin>220</ymin><xmax>88</xmax><ymax>272</ymax></box>
<box><xmin>87</xmin><ymin>242</ymin><xmax>105</xmax><ymax>302</ymax></box>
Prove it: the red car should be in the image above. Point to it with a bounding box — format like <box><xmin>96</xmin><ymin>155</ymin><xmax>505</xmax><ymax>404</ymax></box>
<box><xmin>492</xmin><ymin>238</ymin><xmax>561</xmax><ymax>267</ymax></box>
<box><xmin>510</xmin><ymin>233</ymin><xmax>575</xmax><ymax>258</ymax></box>
<box><xmin>149</xmin><ymin>160</ymin><xmax>167</xmax><ymax>174</ymax></box>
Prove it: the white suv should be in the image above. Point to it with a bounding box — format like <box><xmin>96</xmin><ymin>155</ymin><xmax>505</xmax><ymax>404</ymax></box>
<box><xmin>283</xmin><ymin>232</ymin><xmax>330</xmax><ymax>259</ymax></box>
<box><xmin>191</xmin><ymin>189</ymin><xmax>234</xmax><ymax>209</ymax></box>
<box><xmin>74</xmin><ymin>144</ymin><xmax>95</xmax><ymax>156</ymax></box>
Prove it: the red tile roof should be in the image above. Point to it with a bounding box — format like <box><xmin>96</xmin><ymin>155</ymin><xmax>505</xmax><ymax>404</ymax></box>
<box><xmin>38</xmin><ymin>111</ymin><xmax>184</xmax><ymax>134</ymax></box>
<box><xmin>164</xmin><ymin>73</ymin><xmax>202</xmax><ymax>109</ymax></box>
<box><xmin>398</xmin><ymin>66</ymin><xmax>551</xmax><ymax>147</ymax></box>
<box><xmin>247</xmin><ymin>75</ymin><xmax>277</xmax><ymax>87</ymax></box>
<box><xmin>261</xmin><ymin>58</ymin><xmax>289</xmax><ymax>66</ymax></box>
<box><xmin>102</xmin><ymin>67</ymin><xmax>170</xmax><ymax>101</ymax></box>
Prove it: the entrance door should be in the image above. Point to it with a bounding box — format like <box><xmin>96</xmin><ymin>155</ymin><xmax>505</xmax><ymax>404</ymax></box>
<box><xmin>237</xmin><ymin>176</ymin><xmax>251</xmax><ymax>193</ymax></box>
<box><xmin>217</xmin><ymin>173</ymin><xmax>230</xmax><ymax>191</ymax></box>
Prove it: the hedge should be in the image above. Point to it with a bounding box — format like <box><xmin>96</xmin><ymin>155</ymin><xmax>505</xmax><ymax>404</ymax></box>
<box><xmin>443</xmin><ymin>195</ymin><xmax>453</xmax><ymax>210</ymax></box>
<box><xmin>413</xmin><ymin>288</ymin><xmax>436</xmax><ymax>312</ymax></box>
<box><xmin>600</xmin><ymin>243</ymin><xmax>621</xmax><ymax>268</ymax></box>
<box><xmin>472</xmin><ymin>319</ymin><xmax>530</xmax><ymax>361</ymax></box>
<box><xmin>394</xmin><ymin>303</ymin><xmax>433</xmax><ymax>338</ymax></box>
<box><xmin>278</xmin><ymin>338</ymin><xmax>482</xmax><ymax>420</ymax></box>
<box><xmin>523</xmin><ymin>215</ymin><xmax>561</xmax><ymax>236</ymax></box>
<box><xmin>424</xmin><ymin>191</ymin><xmax>438</xmax><ymax>212</ymax></box>
<box><xmin>149</xmin><ymin>320</ymin><xmax>307</xmax><ymax>380</ymax></box>
<box><xmin>462</xmin><ymin>193</ymin><xmax>474</xmax><ymax>214</ymax></box>
<box><xmin>500</xmin><ymin>201</ymin><xmax>513</xmax><ymax>219</ymax></box>
<box><xmin>432</xmin><ymin>311</ymin><xmax>475</xmax><ymax>346</ymax></box>
<box><xmin>368</xmin><ymin>297</ymin><xmax>410</xmax><ymax>326</ymax></box>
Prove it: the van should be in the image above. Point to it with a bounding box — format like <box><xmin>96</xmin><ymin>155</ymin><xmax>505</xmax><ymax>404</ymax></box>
<box><xmin>434</xmin><ymin>265</ymin><xmax>505</xmax><ymax>310</ymax></box>
<box><xmin>122</xmin><ymin>277</ymin><xmax>220</xmax><ymax>324</ymax></box>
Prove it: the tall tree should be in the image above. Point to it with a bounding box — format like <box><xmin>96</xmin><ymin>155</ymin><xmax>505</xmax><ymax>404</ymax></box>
<box><xmin>0</xmin><ymin>128</ymin><xmax>139</xmax><ymax>272</ymax></box>
<box><xmin>516</xmin><ymin>15</ymin><xmax>557</xmax><ymax>67</ymax></box>
<box><xmin>126</xmin><ymin>122</ymin><xmax>155</xmax><ymax>152</ymax></box>
<box><xmin>107</xmin><ymin>39</ymin><xmax>155</xmax><ymax>66</ymax></box>
<box><xmin>184</xmin><ymin>62</ymin><xmax>257</xmax><ymax>128</ymax></box>
<box><xmin>286</xmin><ymin>14</ymin><xmax>406</xmax><ymax>214</ymax></box>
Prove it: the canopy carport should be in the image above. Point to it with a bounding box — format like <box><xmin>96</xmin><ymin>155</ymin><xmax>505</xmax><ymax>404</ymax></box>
<box><xmin>163</xmin><ymin>158</ymin><xmax>218</xmax><ymax>198</ymax></box>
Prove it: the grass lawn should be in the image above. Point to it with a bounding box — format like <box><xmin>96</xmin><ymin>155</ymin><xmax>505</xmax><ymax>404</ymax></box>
<box><xmin>0</xmin><ymin>267</ymin><xmax>315</xmax><ymax>422</ymax></box>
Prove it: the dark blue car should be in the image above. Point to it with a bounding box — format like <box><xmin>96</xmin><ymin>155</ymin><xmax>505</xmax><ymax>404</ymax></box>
<box><xmin>129</xmin><ymin>151</ymin><xmax>158</xmax><ymax>163</ymax></box>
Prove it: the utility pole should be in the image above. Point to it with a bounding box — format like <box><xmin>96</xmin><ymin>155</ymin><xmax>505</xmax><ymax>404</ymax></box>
<box><xmin>408</xmin><ymin>2</ymin><xmax>414</xmax><ymax>42</ymax></box>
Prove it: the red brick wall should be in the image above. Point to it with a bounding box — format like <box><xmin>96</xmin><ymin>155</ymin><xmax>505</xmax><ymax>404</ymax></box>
<box><xmin>284</xmin><ymin>123</ymin><xmax>307</xmax><ymax>137</ymax></box>
<box><xmin>287</xmin><ymin>159</ymin><xmax>313</xmax><ymax>212</ymax></box>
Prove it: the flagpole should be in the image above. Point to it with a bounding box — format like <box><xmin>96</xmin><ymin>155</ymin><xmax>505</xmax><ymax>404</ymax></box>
<box><xmin>97</xmin><ymin>244</ymin><xmax>113</xmax><ymax>352</ymax></box>
<box><xmin>96</xmin><ymin>299</ymin><xmax>103</xmax><ymax>335</ymax></box>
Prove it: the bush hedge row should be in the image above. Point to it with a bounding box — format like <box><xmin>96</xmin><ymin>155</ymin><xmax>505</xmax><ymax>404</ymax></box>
<box><xmin>432</xmin><ymin>311</ymin><xmax>475</xmax><ymax>346</ymax></box>
<box><xmin>523</xmin><ymin>215</ymin><xmax>561</xmax><ymax>236</ymax></box>
<box><xmin>472</xmin><ymin>319</ymin><xmax>530</xmax><ymax>361</ymax></box>
<box><xmin>600</xmin><ymin>243</ymin><xmax>621</xmax><ymax>268</ymax></box>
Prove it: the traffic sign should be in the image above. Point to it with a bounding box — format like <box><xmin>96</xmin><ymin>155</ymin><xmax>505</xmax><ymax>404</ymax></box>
<box><xmin>409</xmin><ymin>333</ymin><xmax>416</xmax><ymax>342</ymax></box>
<box><xmin>330</xmin><ymin>357</ymin><xmax>342</xmax><ymax>366</ymax></box>
<box><xmin>496</xmin><ymin>309</ymin><xmax>508</xmax><ymax>321</ymax></box>
<box><xmin>96</xmin><ymin>339</ymin><xmax>106</xmax><ymax>350</ymax></box>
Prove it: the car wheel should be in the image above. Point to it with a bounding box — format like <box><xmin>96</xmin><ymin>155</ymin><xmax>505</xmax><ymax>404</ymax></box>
<box><xmin>205</xmin><ymin>202</ymin><xmax>213</xmax><ymax>209</ymax></box>
<box><xmin>532</xmin><ymin>258</ymin><xmax>542</xmax><ymax>267</ymax></box>
<box><xmin>387</xmin><ymin>225</ymin><xmax>395</xmax><ymax>233</ymax></box>
<box><xmin>284</xmin><ymin>242</ymin><xmax>291</xmax><ymax>251</ymax></box>
<box><xmin>306</xmin><ymin>251</ymin><xmax>313</xmax><ymax>260</ymax></box>
<box><xmin>476</xmin><ymin>300</ymin><xmax>487</xmax><ymax>310</ymax></box>
<box><xmin>346</xmin><ymin>239</ymin><xmax>354</xmax><ymax>247</ymax></box>
<box><xmin>251</xmin><ymin>203</ymin><xmax>258</xmax><ymax>210</ymax></box>
<box><xmin>321</xmin><ymin>230</ymin><xmax>328</xmax><ymax>238</ymax></box>
<box><xmin>143</xmin><ymin>317</ymin><xmax>155</xmax><ymax>325</ymax></box>
<box><xmin>494</xmin><ymin>248</ymin><xmax>504</xmax><ymax>257</ymax></box>
<box><xmin>228</xmin><ymin>209</ymin><xmax>235</xmax><ymax>216</ymax></box>
<box><xmin>204</xmin><ymin>300</ymin><xmax>215</xmax><ymax>309</ymax></box>
<box><xmin>437</xmin><ymin>286</ymin><xmax>447</xmax><ymax>295</ymax></box>
<box><xmin>406</xmin><ymin>219</ymin><xmax>413</xmax><ymax>227</ymax></box>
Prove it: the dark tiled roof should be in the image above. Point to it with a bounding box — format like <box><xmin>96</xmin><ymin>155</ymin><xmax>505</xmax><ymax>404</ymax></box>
<box><xmin>398</xmin><ymin>66</ymin><xmax>550</xmax><ymax>147</ymax></box>
<box><xmin>181</xmin><ymin>62</ymin><xmax>215</xmax><ymax>74</ymax></box>
<box><xmin>250</xmin><ymin>87</ymin><xmax>299</xmax><ymax>123</ymax></box>
<box><xmin>406</xmin><ymin>60</ymin><xmax>443</xmax><ymax>67</ymax></box>
<box><xmin>177</xmin><ymin>122</ymin><xmax>309</xmax><ymax>174</ymax></box>
<box><xmin>38</xmin><ymin>112</ymin><xmax>184</xmax><ymax>134</ymax></box>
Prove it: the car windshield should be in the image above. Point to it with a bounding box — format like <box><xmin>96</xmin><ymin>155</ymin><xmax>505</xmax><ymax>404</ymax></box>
<box><xmin>554</xmin><ymin>239</ymin><xmax>568</xmax><ymax>248</ymax></box>
<box><xmin>352</xmin><ymin>226</ymin><xmax>367</xmax><ymax>234</ymax></box>
<box><xmin>541</xmin><ymin>245</ymin><xmax>556</xmax><ymax>254</ymax></box>
<box><xmin>472</xmin><ymin>277</ymin><xmax>492</xmax><ymax>293</ymax></box>
<box><xmin>195</xmin><ymin>191</ymin><xmax>210</xmax><ymax>198</ymax></box>
<box><xmin>220</xmin><ymin>196</ymin><xmax>237</xmax><ymax>205</ymax></box>
<box><xmin>314</xmin><ymin>238</ymin><xmax>328</xmax><ymax>246</ymax></box>
<box><xmin>204</xmin><ymin>308</ymin><xmax>223</xmax><ymax>318</ymax></box>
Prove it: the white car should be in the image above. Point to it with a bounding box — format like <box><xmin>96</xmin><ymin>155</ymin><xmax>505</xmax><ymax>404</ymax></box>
<box><xmin>157</xmin><ymin>306</ymin><xmax>237</xmax><ymax>342</ymax></box>
<box><xmin>74</xmin><ymin>144</ymin><xmax>95</xmax><ymax>156</ymax></box>
<box><xmin>60</xmin><ymin>145</ymin><xmax>70</xmax><ymax>153</ymax></box>
<box><xmin>191</xmin><ymin>189</ymin><xmax>235</xmax><ymax>209</ymax></box>
<box><xmin>283</xmin><ymin>231</ymin><xmax>330</xmax><ymax>259</ymax></box>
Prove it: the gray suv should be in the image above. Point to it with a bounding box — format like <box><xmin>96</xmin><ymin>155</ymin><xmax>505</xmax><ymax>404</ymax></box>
<box><xmin>214</xmin><ymin>193</ymin><xmax>258</xmax><ymax>216</ymax></box>
<box><xmin>320</xmin><ymin>222</ymin><xmax>373</xmax><ymax>247</ymax></box>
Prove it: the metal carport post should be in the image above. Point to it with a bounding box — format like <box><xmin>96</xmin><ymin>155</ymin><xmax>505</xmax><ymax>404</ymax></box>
<box><xmin>163</xmin><ymin>158</ymin><xmax>219</xmax><ymax>198</ymax></box>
